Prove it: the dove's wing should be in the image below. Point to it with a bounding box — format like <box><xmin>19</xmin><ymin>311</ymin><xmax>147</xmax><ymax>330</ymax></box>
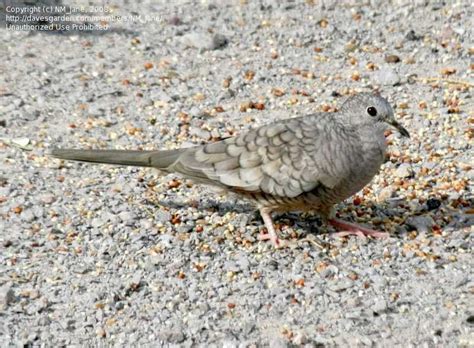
<box><xmin>166</xmin><ymin>114</ymin><xmax>361</xmax><ymax>198</ymax></box>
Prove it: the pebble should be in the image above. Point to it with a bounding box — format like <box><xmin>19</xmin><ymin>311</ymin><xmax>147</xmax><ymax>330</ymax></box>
<box><xmin>385</xmin><ymin>55</ymin><xmax>401</xmax><ymax>63</ymax></box>
<box><xmin>426</xmin><ymin>198</ymin><xmax>441</xmax><ymax>211</ymax></box>
<box><xmin>118</xmin><ymin>211</ymin><xmax>136</xmax><ymax>224</ymax></box>
<box><xmin>406</xmin><ymin>215</ymin><xmax>436</xmax><ymax>234</ymax></box>
<box><xmin>157</xmin><ymin>329</ymin><xmax>185</xmax><ymax>343</ymax></box>
<box><xmin>189</xmin><ymin>127</ymin><xmax>211</xmax><ymax>140</ymax></box>
<box><xmin>91</xmin><ymin>218</ymin><xmax>105</xmax><ymax>228</ymax></box>
<box><xmin>373</xmin><ymin>68</ymin><xmax>401</xmax><ymax>86</ymax></box>
<box><xmin>372</xmin><ymin>298</ymin><xmax>388</xmax><ymax>314</ymax></box>
<box><xmin>377</xmin><ymin>186</ymin><xmax>394</xmax><ymax>202</ymax></box>
<box><xmin>405</xmin><ymin>30</ymin><xmax>421</xmax><ymax>41</ymax></box>
<box><xmin>394</xmin><ymin>163</ymin><xmax>414</xmax><ymax>178</ymax></box>
<box><xmin>180</xmin><ymin>32</ymin><xmax>228</xmax><ymax>51</ymax></box>
<box><xmin>0</xmin><ymin>283</ymin><xmax>15</xmax><ymax>310</ymax></box>
<box><xmin>21</xmin><ymin>209</ymin><xmax>35</xmax><ymax>222</ymax></box>
<box><xmin>39</xmin><ymin>194</ymin><xmax>56</xmax><ymax>204</ymax></box>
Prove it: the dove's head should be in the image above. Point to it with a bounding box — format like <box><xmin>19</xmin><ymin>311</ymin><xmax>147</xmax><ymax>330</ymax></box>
<box><xmin>341</xmin><ymin>93</ymin><xmax>410</xmax><ymax>137</ymax></box>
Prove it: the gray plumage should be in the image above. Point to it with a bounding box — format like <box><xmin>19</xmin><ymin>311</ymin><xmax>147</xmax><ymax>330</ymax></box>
<box><xmin>51</xmin><ymin>93</ymin><xmax>409</xmax><ymax>247</ymax></box>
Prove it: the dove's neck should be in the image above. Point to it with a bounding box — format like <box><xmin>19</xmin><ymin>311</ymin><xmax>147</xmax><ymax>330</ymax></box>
<box><xmin>358</xmin><ymin>122</ymin><xmax>388</xmax><ymax>154</ymax></box>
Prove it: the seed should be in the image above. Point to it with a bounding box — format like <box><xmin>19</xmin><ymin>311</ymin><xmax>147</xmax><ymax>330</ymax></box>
<box><xmin>272</xmin><ymin>88</ymin><xmax>285</xmax><ymax>97</ymax></box>
<box><xmin>441</xmin><ymin>67</ymin><xmax>456</xmax><ymax>76</ymax></box>
<box><xmin>294</xmin><ymin>278</ymin><xmax>305</xmax><ymax>287</ymax></box>
<box><xmin>222</xmin><ymin>77</ymin><xmax>232</xmax><ymax>88</ymax></box>
<box><xmin>385</xmin><ymin>55</ymin><xmax>401</xmax><ymax>63</ymax></box>
<box><xmin>244</xmin><ymin>70</ymin><xmax>255</xmax><ymax>81</ymax></box>
<box><xmin>347</xmin><ymin>272</ymin><xmax>358</xmax><ymax>280</ymax></box>
<box><xmin>168</xmin><ymin>179</ymin><xmax>181</xmax><ymax>189</ymax></box>
<box><xmin>144</xmin><ymin>62</ymin><xmax>153</xmax><ymax>70</ymax></box>
<box><xmin>351</xmin><ymin>71</ymin><xmax>360</xmax><ymax>81</ymax></box>
<box><xmin>193</xmin><ymin>93</ymin><xmax>205</xmax><ymax>101</ymax></box>
<box><xmin>366</xmin><ymin>62</ymin><xmax>377</xmax><ymax>70</ymax></box>
<box><xmin>398</xmin><ymin>102</ymin><xmax>409</xmax><ymax>109</ymax></box>
<box><xmin>170</xmin><ymin>214</ymin><xmax>181</xmax><ymax>225</ymax></box>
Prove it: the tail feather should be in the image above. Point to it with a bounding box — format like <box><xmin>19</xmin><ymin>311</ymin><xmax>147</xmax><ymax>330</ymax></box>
<box><xmin>50</xmin><ymin>148</ymin><xmax>184</xmax><ymax>169</ymax></box>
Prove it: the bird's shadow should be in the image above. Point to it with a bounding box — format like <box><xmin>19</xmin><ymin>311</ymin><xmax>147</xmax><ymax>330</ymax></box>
<box><xmin>149</xmin><ymin>195</ymin><xmax>473</xmax><ymax>237</ymax></box>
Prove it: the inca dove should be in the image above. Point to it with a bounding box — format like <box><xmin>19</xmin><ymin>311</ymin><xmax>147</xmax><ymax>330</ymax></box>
<box><xmin>51</xmin><ymin>93</ymin><xmax>409</xmax><ymax>247</ymax></box>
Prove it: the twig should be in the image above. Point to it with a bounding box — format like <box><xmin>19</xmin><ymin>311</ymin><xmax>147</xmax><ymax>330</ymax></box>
<box><xmin>413</xmin><ymin>77</ymin><xmax>473</xmax><ymax>88</ymax></box>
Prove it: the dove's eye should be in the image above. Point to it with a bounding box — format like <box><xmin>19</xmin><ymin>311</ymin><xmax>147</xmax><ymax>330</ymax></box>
<box><xmin>367</xmin><ymin>106</ymin><xmax>377</xmax><ymax>117</ymax></box>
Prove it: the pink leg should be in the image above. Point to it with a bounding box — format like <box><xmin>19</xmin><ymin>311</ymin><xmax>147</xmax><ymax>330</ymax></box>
<box><xmin>328</xmin><ymin>218</ymin><xmax>389</xmax><ymax>239</ymax></box>
<box><xmin>258</xmin><ymin>207</ymin><xmax>281</xmax><ymax>248</ymax></box>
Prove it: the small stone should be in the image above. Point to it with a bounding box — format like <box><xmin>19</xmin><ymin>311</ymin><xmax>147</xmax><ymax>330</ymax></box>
<box><xmin>406</xmin><ymin>215</ymin><xmax>435</xmax><ymax>234</ymax></box>
<box><xmin>405</xmin><ymin>30</ymin><xmax>421</xmax><ymax>41</ymax></box>
<box><xmin>96</xmin><ymin>327</ymin><xmax>106</xmax><ymax>338</ymax></box>
<box><xmin>373</xmin><ymin>68</ymin><xmax>400</xmax><ymax>86</ymax></box>
<box><xmin>426</xmin><ymin>198</ymin><xmax>441</xmax><ymax>211</ymax></box>
<box><xmin>440</xmin><ymin>67</ymin><xmax>456</xmax><ymax>76</ymax></box>
<box><xmin>378</xmin><ymin>186</ymin><xmax>394</xmax><ymax>202</ymax></box>
<box><xmin>22</xmin><ymin>209</ymin><xmax>35</xmax><ymax>222</ymax></box>
<box><xmin>40</xmin><ymin>194</ymin><xmax>56</xmax><ymax>204</ymax></box>
<box><xmin>181</xmin><ymin>32</ymin><xmax>228</xmax><ymax>51</ymax></box>
<box><xmin>372</xmin><ymin>298</ymin><xmax>388</xmax><ymax>313</ymax></box>
<box><xmin>189</xmin><ymin>127</ymin><xmax>211</xmax><ymax>140</ymax></box>
<box><xmin>91</xmin><ymin>218</ymin><xmax>105</xmax><ymax>228</ymax></box>
<box><xmin>167</xmin><ymin>16</ymin><xmax>182</xmax><ymax>25</ymax></box>
<box><xmin>385</xmin><ymin>55</ymin><xmax>401</xmax><ymax>63</ymax></box>
<box><xmin>394</xmin><ymin>163</ymin><xmax>414</xmax><ymax>178</ymax></box>
<box><xmin>293</xmin><ymin>332</ymin><xmax>306</xmax><ymax>345</ymax></box>
<box><xmin>0</xmin><ymin>283</ymin><xmax>15</xmax><ymax>310</ymax></box>
<box><xmin>158</xmin><ymin>329</ymin><xmax>185</xmax><ymax>343</ymax></box>
<box><xmin>118</xmin><ymin>211</ymin><xmax>135</xmax><ymax>224</ymax></box>
<box><xmin>328</xmin><ymin>280</ymin><xmax>353</xmax><ymax>292</ymax></box>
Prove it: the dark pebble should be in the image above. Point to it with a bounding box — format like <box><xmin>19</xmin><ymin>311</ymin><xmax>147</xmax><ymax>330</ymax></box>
<box><xmin>405</xmin><ymin>30</ymin><xmax>421</xmax><ymax>41</ymax></box>
<box><xmin>168</xmin><ymin>16</ymin><xmax>182</xmax><ymax>25</ymax></box>
<box><xmin>407</xmin><ymin>74</ymin><xmax>418</xmax><ymax>84</ymax></box>
<box><xmin>426</xmin><ymin>198</ymin><xmax>441</xmax><ymax>211</ymax></box>
<box><xmin>385</xmin><ymin>55</ymin><xmax>401</xmax><ymax>63</ymax></box>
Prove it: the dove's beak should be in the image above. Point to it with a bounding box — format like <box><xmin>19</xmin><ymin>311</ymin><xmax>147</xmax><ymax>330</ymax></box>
<box><xmin>388</xmin><ymin>120</ymin><xmax>410</xmax><ymax>137</ymax></box>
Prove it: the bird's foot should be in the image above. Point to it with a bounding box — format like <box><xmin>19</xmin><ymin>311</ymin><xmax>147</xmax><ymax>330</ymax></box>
<box><xmin>258</xmin><ymin>229</ymin><xmax>282</xmax><ymax>248</ymax></box>
<box><xmin>258</xmin><ymin>207</ymin><xmax>284</xmax><ymax>248</ymax></box>
<box><xmin>328</xmin><ymin>218</ymin><xmax>389</xmax><ymax>239</ymax></box>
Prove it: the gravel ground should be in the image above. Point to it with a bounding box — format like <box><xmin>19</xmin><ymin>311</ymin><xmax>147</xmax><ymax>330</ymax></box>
<box><xmin>1</xmin><ymin>0</ymin><xmax>473</xmax><ymax>346</ymax></box>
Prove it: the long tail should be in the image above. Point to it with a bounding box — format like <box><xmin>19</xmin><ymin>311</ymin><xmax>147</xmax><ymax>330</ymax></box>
<box><xmin>50</xmin><ymin>148</ymin><xmax>185</xmax><ymax>169</ymax></box>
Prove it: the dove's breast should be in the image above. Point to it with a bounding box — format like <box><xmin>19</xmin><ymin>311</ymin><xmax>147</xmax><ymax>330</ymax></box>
<box><xmin>261</xmin><ymin>126</ymin><xmax>386</xmax><ymax>214</ymax></box>
<box><xmin>326</xmin><ymin>127</ymin><xmax>387</xmax><ymax>204</ymax></box>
